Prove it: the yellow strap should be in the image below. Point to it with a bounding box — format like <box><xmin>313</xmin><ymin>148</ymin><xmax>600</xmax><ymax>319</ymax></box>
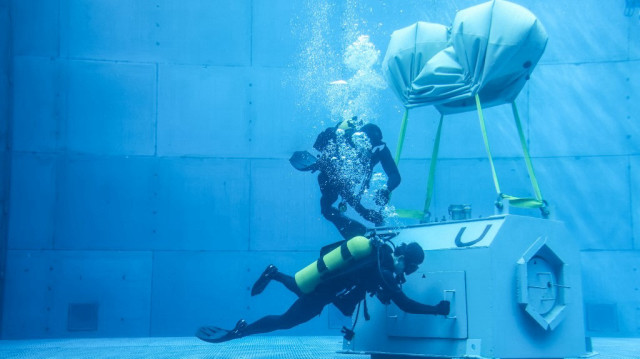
<box><xmin>394</xmin><ymin>209</ymin><xmax>428</xmax><ymax>220</ymax></box>
<box><xmin>395</xmin><ymin>97</ymin><xmax>549</xmax><ymax>220</ymax></box>
<box><xmin>422</xmin><ymin>114</ymin><xmax>444</xmax><ymax>217</ymax></box>
<box><xmin>476</xmin><ymin>95</ymin><xmax>502</xmax><ymax>195</ymax></box>
<box><xmin>393</xmin><ymin>109</ymin><xmax>426</xmax><ymax>220</ymax></box>
<box><xmin>511</xmin><ymin>102</ymin><xmax>543</xmax><ymax>202</ymax></box>
<box><xmin>394</xmin><ymin>108</ymin><xmax>409</xmax><ymax>165</ymax></box>
<box><xmin>394</xmin><ymin>114</ymin><xmax>444</xmax><ymax>222</ymax></box>
<box><xmin>477</xmin><ymin>96</ymin><xmax>548</xmax><ymax>216</ymax></box>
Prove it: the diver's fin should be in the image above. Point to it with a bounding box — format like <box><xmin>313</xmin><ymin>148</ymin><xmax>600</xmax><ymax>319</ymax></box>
<box><xmin>196</xmin><ymin>320</ymin><xmax>247</xmax><ymax>344</ymax></box>
<box><xmin>289</xmin><ymin>151</ymin><xmax>318</xmax><ymax>172</ymax></box>
<box><xmin>196</xmin><ymin>326</ymin><xmax>230</xmax><ymax>343</ymax></box>
<box><xmin>251</xmin><ymin>264</ymin><xmax>278</xmax><ymax>296</ymax></box>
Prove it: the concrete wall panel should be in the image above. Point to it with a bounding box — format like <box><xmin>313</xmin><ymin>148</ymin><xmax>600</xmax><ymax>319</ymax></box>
<box><xmin>2</xmin><ymin>250</ymin><xmax>152</xmax><ymax>339</ymax></box>
<box><xmin>354</xmin><ymin>0</ymin><xmax>459</xmax><ymax>44</ymax></box>
<box><xmin>61</xmin><ymin>0</ymin><xmax>251</xmax><ymax>66</ymax></box>
<box><xmin>252</xmin><ymin>0</ymin><xmax>302</xmax><ymax>68</ymax></box>
<box><xmin>250</xmin><ymin>67</ymin><xmax>320</xmax><ymax>158</ymax></box>
<box><xmin>55</xmin><ymin>156</ymin><xmax>156</xmax><ymax>250</ymax></box>
<box><xmin>0</xmin><ymin>154</ymin><xmax>5</xmax><ymax>202</ymax></box>
<box><xmin>2</xmin><ymin>250</ymin><xmax>56</xmax><ymax>338</ymax></box>
<box><xmin>0</xmin><ymin>3</ymin><xmax>7</xmax><ymax>151</ymax></box>
<box><xmin>10</xmin><ymin>0</ymin><xmax>58</xmax><ymax>57</ymax></box>
<box><xmin>249</xmin><ymin>159</ymin><xmax>336</xmax><ymax>251</ymax></box>
<box><xmin>157</xmin><ymin>64</ymin><xmax>250</xmax><ymax>157</ymax></box>
<box><xmin>12</xmin><ymin>57</ymin><xmax>59</xmax><ymax>152</ymax></box>
<box><xmin>632</xmin><ymin>156</ymin><xmax>640</xmax><ymax>250</ymax></box>
<box><xmin>377</xmin><ymin>105</ymin><xmax>434</xmax><ymax>161</ymax></box>
<box><xmin>8</xmin><ymin>154</ymin><xmax>56</xmax><ymax>250</ymax></box>
<box><xmin>527</xmin><ymin>1</ymin><xmax>628</xmax><ymax>64</ymax></box>
<box><xmin>150</xmin><ymin>250</ymin><xmax>334</xmax><ymax>337</ymax></box>
<box><xmin>581</xmin><ymin>251</ymin><xmax>640</xmax><ymax>336</ymax></box>
<box><xmin>155</xmin><ymin>0</ymin><xmax>251</xmax><ymax>66</ymax></box>
<box><xmin>60</xmin><ymin>0</ymin><xmax>159</xmax><ymax>62</ymax></box>
<box><xmin>434</xmin><ymin>158</ymin><xmax>536</xmax><ymax>220</ymax></box>
<box><xmin>530</xmin><ymin>62</ymin><xmax>634</xmax><ymax>157</ymax></box>
<box><xmin>391</xmin><ymin>156</ymin><xmax>549</xmax><ymax>224</ymax></box>
<box><xmin>630</xmin><ymin>60</ymin><xmax>640</xmax><ymax>150</ymax></box>
<box><xmin>536</xmin><ymin>157</ymin><xmax>632</xmax><ymax>250</ymax></box>
<box><xmin>66</xmin><ymin>60</ymin><xmax>157</xmax><ymax>156</ymax></box>
<box><xmin>438</xmin><ymin>102</ymin><xmax>529</xmax><ymax>159</ymax></box>
<box><xmin>631</xmin><ymin>15</ymin><xmax>640</xmax><ymax>60</ymax></box>
<box><xmin>391</xmin><ymin>157</ymin><xmax>542</xmax><ymax>226</ymax></box>
<box><xmin>154</xmin><ymin>157</ymin><xmax>251</xmax><ymax>251</ymax></box>
<box><xmin>52</xmin><ymin>251</ymin><xmax>153</xmax><ymax>337</ymax></box>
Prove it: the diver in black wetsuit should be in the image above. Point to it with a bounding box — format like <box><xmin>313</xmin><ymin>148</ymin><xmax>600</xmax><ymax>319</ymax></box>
<box><xmin>314</xmin><ymin>121</ymin><xmax>401</xmax><ymax>239</ymax></box>
<box><xmin>196</xmin><ymin>240</ymin><xmax>449</xmax><ymax>343</ymax></box>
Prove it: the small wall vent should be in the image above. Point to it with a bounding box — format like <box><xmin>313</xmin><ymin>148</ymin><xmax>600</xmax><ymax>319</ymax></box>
<box><xmin>67</xmin><ymin>303</ymin><xmax>99</xmax><ymax>332</ymax></box>
<box><xmin>585</xmin><ymin>303</ymin><xmax>618</xmax><ymax>333</ymax></box>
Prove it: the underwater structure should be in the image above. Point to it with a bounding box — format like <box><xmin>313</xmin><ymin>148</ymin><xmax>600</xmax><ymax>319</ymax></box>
<box><xmin>342</xmin><ymin>215</ymin><xmax>586</xmax><ymax>358</ymax></box>
<box><xmin>341</xmin><ymin>1</ymin><xmax>587</xmax><ymax>358</ymax></box>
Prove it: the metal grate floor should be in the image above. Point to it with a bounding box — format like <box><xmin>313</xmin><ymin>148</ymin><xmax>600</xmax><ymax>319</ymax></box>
<box><xmin>0</xmin><ymin>336</ymin><xmax>638</xmax><ymax>359</ymax></box>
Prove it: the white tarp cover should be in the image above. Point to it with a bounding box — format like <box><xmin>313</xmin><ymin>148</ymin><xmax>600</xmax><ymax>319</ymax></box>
<box><xmin>382</xmin><ymin>0</ymin><xmax>548</xmax><ymax>114</ymax></box>
<box><xmin>382</xmin><ymin>22</ymin><xmax>450</xmax><ymax>108</ymax></box>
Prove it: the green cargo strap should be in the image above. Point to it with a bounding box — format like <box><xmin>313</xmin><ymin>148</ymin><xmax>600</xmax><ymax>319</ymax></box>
<box><xmin>394</xmin><ymin>108</ymin><xmax>410</xmax><ymax>165</ymax></box>
<box><xmin>475</xmin><ymin>95</ymin><xmax>548</xmax><ymax>217</ymax></box>
<box><xmin>510</xmin><ymin>102</ymin><xmax>549</xmax><ymax>217</ymax></box>
<box><xmin>393</xmin><ymin>113</ymin><xmax>444</xmax><ymax>222</ymax></box>
<box><xmin>422</xmin><ymin>114</ymin><xmax>444</xmax><ymax>218</ymax></box>
<box><xmin>475</xmin><ymin>94</ymin><xmax>502</xmax><ymax>195</ymax></box>
<box><xmin>389</xmin><ymin>108</ymin><xmax>410</xmax><ymax>204</ymax></box>
<box><xmin>395</xmin><ymin>209</ymin><xmax>428</xmax><ymax>220</ymax></box>
<box><xmin>511</xmin><ymin>102</ymin><xmax>543</xmax><ymax>202</ymax></box>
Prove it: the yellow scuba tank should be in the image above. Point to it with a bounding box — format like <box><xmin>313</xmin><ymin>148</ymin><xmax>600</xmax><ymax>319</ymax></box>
<box><xmin>294</xmin><ymin>236</ymin><xmax>373</xmax><ymax>294</ymax></box>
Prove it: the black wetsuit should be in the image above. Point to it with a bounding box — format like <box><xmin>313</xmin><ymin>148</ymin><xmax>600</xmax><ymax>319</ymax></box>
<box><xmin>318</xmin><ymin>140</ymin><xmax>401</xmax><ymax>240</ymax></box>
<box><xmin>239</xmin><ymin>244</ymin><xmax>441</xmax><ymax>338</ymax></box>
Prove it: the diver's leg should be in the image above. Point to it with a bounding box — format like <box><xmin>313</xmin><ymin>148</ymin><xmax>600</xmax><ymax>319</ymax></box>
<box><xmin>319</xmin><ymin>183</ymin><xmax>367</xmax><ymax>239</ymax></box>
<box><xmin>252</xmin><ymin>265</ymin><xmax>305</xmax><ymax>297</ymax></box>
<box><xmin>353</xmin><ymin>203</ymin><xmax>384</xmax><ymax>226</ymax></box>
<box><xmin>251</xmin><ymin>265</ymin><xmax>278</xmax><ymax>296</ymax></box>
<box><xmin>197</xmin><ymin>295</ymin><xmax>328</xmax><ymax>343</ymax></box>
<box><xmin>322</xmin><ymin>202</ymin><xmax>367</xmax><ymax>239</ymax></box>
<box><xmin>342</xmin><ymin>191</ymin><xmax>384</xmax><ymax>226</ymax></box>
<box><xmin>242</xmin><ymin>294</ymin><xmax>328</xmax><ymax>336</ymax></box>
<box><xmin>318</xmin><ymin>175</ymin><xmax>340</xmax><ymax>222</ymax></box>
<box><xmin>272</xmin><ymin>271</ymin><xmax>304</xmax><ymax>297</ymax></box>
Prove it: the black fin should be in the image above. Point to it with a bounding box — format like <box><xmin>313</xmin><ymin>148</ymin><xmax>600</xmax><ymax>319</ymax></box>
<box><xmin>289</xmin><ymin>151</ymin><xmax>318</xmax><ymax>171</ymax></box>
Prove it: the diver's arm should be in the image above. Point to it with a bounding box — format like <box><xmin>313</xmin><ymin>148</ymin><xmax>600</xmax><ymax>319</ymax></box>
<box><xmin>378</xmin><ymin>146</ymin><xmax>401</xmax><ymax>192</ymax></box>
<box><xmin>389</xmin><ymin>290</ymin><xmax>450</xmax><ymax>315</ymax></box>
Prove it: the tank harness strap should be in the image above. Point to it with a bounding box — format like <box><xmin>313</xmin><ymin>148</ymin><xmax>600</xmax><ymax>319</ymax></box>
<box><xmin>340</xmin><ymin>242</ymin><xmax>353</xmax><ymax>261</ymax></box>
<box><xmin>363</xmin><ymin>295</ymin><xmax>370</xmax><ymax>320</ymax></box>
<box><xmin>316</xmin><ymin>257</ymin><xmax>328</xmax><ymax>273</ymax></box>
<box><xmin>341</xmin><ymin>240</ymin><xmax>379</xmax><ymax>342</ymax></box>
